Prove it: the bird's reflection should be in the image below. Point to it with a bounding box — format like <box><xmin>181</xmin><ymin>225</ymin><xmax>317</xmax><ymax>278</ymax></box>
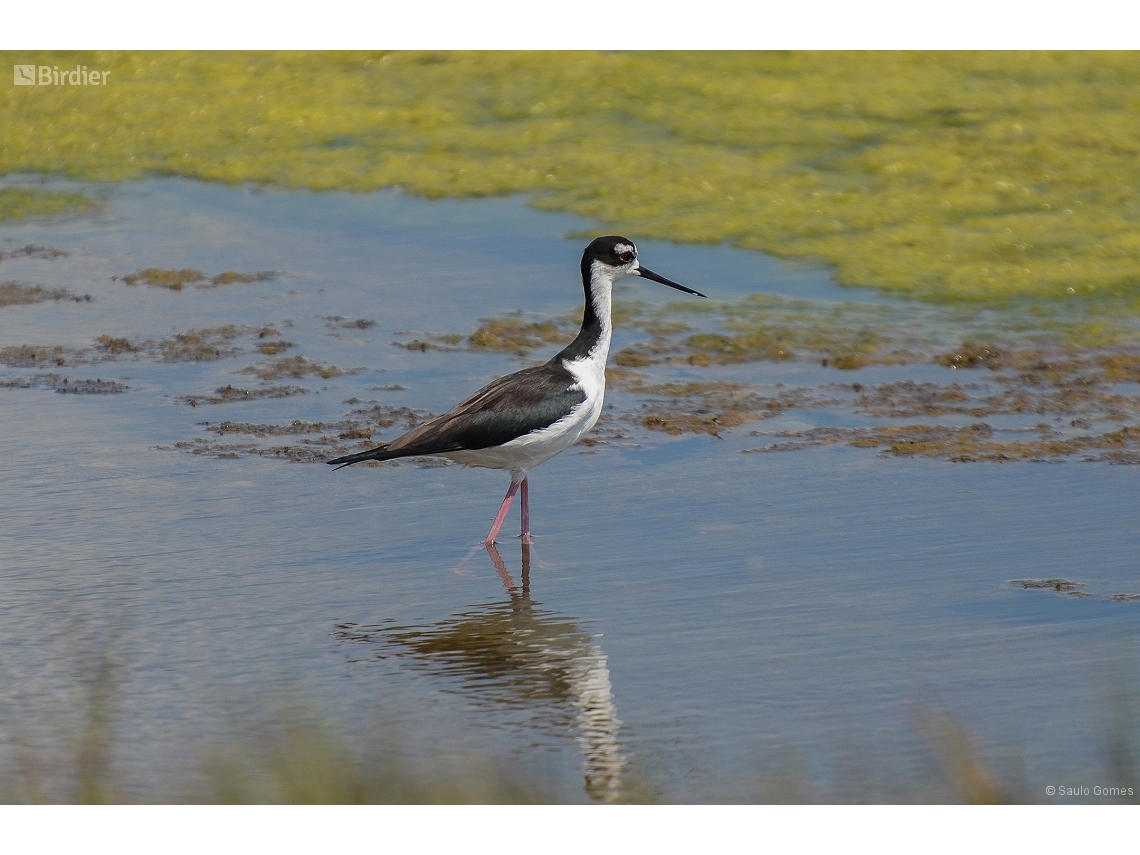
<box><xmin>335</xmin><ymin>541</ymin><xmax>627</xmax><ymax>802</ymax></box>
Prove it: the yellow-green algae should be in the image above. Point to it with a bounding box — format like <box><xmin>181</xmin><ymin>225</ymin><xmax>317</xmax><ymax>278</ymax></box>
<box><xmin>0</xmin><ymin>186</ymin><xmax>95</xmax><ymax>221</ymax></box>
<box><xmin>3</xmin><ymin>51</ymin><xmax>1139</xmax><ymax>304</ymax></box>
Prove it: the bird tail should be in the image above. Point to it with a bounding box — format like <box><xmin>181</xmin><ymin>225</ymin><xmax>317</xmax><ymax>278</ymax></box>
<box><xmin>326</xmin><ymin>444</ymin><xmax>398</xmax><ymax>470</ymax></box>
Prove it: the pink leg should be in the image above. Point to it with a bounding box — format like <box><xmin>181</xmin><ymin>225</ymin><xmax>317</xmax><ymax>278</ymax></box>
<box><xmin>520</xmin><ymin>478</ymin><xmax>531</xmax><ymax>544</ymax></box>
<box><xmin>485</xmin><ymin>481</ymin><xmax>519</xmax><ymax>545</ymax></box>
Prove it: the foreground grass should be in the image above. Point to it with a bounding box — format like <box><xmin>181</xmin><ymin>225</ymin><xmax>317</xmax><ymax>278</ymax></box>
<box><xmin>2</xmin><ymin>700</ymin><xmax>1134</xmax><ymax>804</ymax></box>
<box><xmin>2</xmin><ymin>51</ymin><xmax>1138</xmax><ymax>303</ymax></box>
<box><xmin>200</xmin><ymin>713</ymin><xmax>553</xmax><ymax>804</ymax></box>
<box><xmin>2</xmin><ymin>626</ymin><xmax>1137</xmax><ymax>803</ymax></box>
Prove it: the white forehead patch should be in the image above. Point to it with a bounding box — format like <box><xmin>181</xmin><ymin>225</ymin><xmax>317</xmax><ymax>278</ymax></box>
<box><xmin>614</xmin><ymin>243</ymin><xmax>635</xmax><ymax>257</ymax></box>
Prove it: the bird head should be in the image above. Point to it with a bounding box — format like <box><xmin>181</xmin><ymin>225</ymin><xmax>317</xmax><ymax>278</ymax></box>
<box><xmin>582</xmin><ymin>236</ymin><xmax>706</xmax><ymax>298</ymax></box>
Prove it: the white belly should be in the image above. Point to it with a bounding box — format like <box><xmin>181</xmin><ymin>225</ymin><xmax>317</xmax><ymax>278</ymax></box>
<box><xmin>445</xmin><ymin>353</ymin><xmax>606</xmax><ymax>480</ymax></box>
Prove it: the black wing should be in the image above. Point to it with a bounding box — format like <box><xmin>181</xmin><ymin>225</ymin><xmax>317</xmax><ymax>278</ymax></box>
<box><xmin>327</xmin><ymin>363</ymin><xmax>585</xmax><ymax>468</ymax></box>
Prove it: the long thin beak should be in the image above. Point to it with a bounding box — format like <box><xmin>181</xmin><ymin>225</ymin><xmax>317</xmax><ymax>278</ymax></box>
<box><xmin>636</xmin><ymin>266</ymin><xmax>706</xmax><ymax>298</ymax></box>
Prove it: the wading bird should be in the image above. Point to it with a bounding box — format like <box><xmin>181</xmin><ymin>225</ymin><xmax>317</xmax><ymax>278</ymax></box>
<box><xmin>327</xmin><ymin>236</ymin><xmax>705</xmax><ymax>544</ymax></box>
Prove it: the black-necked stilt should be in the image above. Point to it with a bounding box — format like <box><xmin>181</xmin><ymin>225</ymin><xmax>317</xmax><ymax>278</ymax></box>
<box><xmin>327</xmin><ymin>236</ymin><xmax>705</xmax><ymax>544</ymax></box>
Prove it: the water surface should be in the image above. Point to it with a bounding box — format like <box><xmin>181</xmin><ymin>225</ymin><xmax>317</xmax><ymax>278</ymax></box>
<box><xmin>1</xmin><ymin>178</ymin><xmax>1137</xmax><ymax>802</ymax></box>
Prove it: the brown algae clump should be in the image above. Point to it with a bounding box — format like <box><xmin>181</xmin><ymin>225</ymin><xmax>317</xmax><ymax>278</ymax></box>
<box><xmin>1095</xmin><ymin>352</ymin><xmax>1140</xmax><ymax>384</ymax></box>
<box><xmin>157</xmin><ymin>326</ymin><xmax>246</xmax><ymax>362</ymax></box>
<box><xmin>122</xmin><ymin>268</ymin><xmax>205</xmax><ymax>290</ymax></box>
<box><xmin>255</xmin><ymin>338</ymin><xmax>295</xmax><ymax>355</ymax></box>
<box><xmin>96</xmin><ymin>335</ymin><xmax>137</xmax><ymax>355</ymax></box>
<box><xmin>240</xmin><ymin>356</ymin><xmax>358</xmax><ymax>381</ymax></box>
<box><xmin>177</xmin><ymin>385</ymin><xmax>309</xmax><ymax>406</ymax></box>
<box><xmin>120</xmin><ymin>269</ymin><xmax>276</xmax><ymax>290</ymax></box>
<box><xmin>0</xmin><ymin>344</ymin><xmax>70</xmax><ymax>367</ymax></box>
<box><xmin>747</xmin><ymin>422</ymin><xmax>1140</xmax><ymax>464</ymax></box>
<box><xmin>393</xmin><ymin>337</ymin><xmax>463</xmax><ymax>352</ymax></box>
<box><xmin>0</xmin><ymin>244</ymin><xmax>67</xmax><ymax>260</ymax></box>
<box><xmin>622</xmin><ymin>380</ymin><xmax>822</xmax><ymax>437</ymax></box>
<box><xmin>467</xmin><ymin>314</ymin><xmax>575</xmax><ymax>355</ymax></box>
<box><xmin>938</xmin><ymin>342</ymin><xmax>1007</xmax><ymax>371</ymax></box>
<box><xmin>615</xmin><ymin>296</ymin><xmax>932</xmax><ymax>369</ymax></box>
<box><xmin>0</xmin><ymin>373</ymin><xmax>125</xmax><ymax>394</ymax></box>
<box><xmin>0</xmin><ymin>283</ymin><xmax>78</xmax><ymax>306</ymax></box>
<box><xmin>200</xmin><ymin>271</ymin><xmax>276</xmax><ymax>288</ymax></box>
<box><xmin>847</xmin><ymin>381</ymin><xmax>1000</xmax><ymax>419</ymax></box>
<box><xmin>678</xmin><ymin>332</ymin><xmax>796</xmax><ymax>367</ymax></box>
<box><xmin>391</xmin><ymin>312</ymin><xmax>578</xmax><ymax>356</ymax></box>
<box><xmin>207</xmin><ymin>420</ymin><xmax>340</xmax><ymax>437</ymax></box>
<box><xmin>324</xmin><ymin>317</ymin><xmax>378</xmax><ymax>330</ymax></box>
<box><xmin>176</xmin><ymin>404</ymin><xmax>426</xmax><ymax>461</ymax></box>
<box><xmin>87</xmin><ymin>325</ymin><xmax>293</xmax><ymax>363</ymax></box>
<box><xmin>1011</xmin><ymin>579</ymin><xmax>1083</xmax><ymax>591</ymax></box>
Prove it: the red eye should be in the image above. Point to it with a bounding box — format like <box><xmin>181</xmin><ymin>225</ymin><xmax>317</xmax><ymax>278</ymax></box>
<box><xmin>618</xmin><ymin>251</ymin><xmax>634</xmax><ymax>263</ymax></box>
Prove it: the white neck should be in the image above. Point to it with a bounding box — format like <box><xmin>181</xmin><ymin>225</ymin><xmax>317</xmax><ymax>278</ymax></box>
<box><xmin>585</xmin><ymin>260</ymin><xmax>615</xmax><ymax>361</ymax></box>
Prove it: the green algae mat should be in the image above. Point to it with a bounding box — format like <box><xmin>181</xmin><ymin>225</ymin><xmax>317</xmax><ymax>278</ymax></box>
<box><xmin>3</xmin><ymin>51</ymin><xmax>1138</xmax><ymax>305</ymax></box>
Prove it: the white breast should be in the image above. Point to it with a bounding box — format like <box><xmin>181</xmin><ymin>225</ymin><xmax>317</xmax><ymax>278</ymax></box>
<box><xmin>445</xmin><ymin>272</ymin><xmax>614</xmax><ymax>480</ymax></box>
<box><xmin>446</xmin><ymin>334</ymin><xmax>611</xmax><ymax>480</ymax></box>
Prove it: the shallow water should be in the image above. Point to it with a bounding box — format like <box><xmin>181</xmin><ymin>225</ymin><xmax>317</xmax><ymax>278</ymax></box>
<box><xmin>1</xmin><ymin>178</ymin><xmax>1138</xmax><ymax>803</ymax></box>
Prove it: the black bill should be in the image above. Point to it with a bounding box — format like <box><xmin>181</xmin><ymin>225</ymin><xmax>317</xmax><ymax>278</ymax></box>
<box><xmin>636</xmin><ymin>266</ymin><xmax>707</xmax><ymax>298</ymax></box>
